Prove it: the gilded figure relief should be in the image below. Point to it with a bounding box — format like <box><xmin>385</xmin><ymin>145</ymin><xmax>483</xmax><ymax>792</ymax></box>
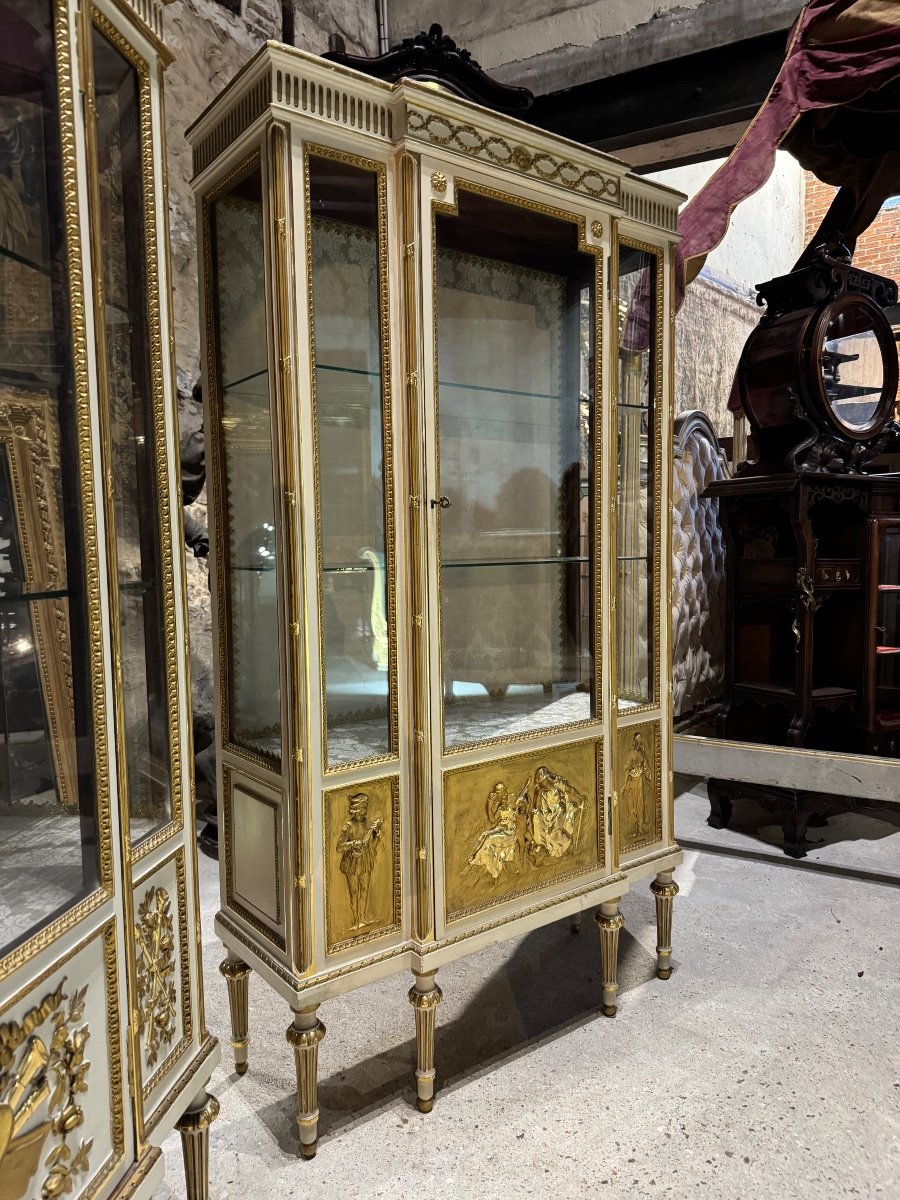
<box><xmin>325</xmin><ymin>776</ymin><xmax>400</xmax><ymax>953</ymax></box>
<box><xmin>467</xmin><ymin>782</ymin><xmax>519</xmax><ymax>880</ymax></box>
<box><xmin>622</xmin><ymin>735</ymin><xmax>652</xmax><ymax>839</ymax></box>
<box><xmin>445</xmin><ymin>742</ymin><xmax>601</xmax><ymax>922</ymax></box>
<box><xmin>616</xmin><ymin>722</ymin><xmax>661</xmax><ymax>854</ymax></box>
<box><xmin>337</xmin><ymin>792</ymin><xmax>385</xmax><ymax>931</ymax></box>
<box><xmin>467</xmin><ymin>767</ymin><xmax>586</xmax><ymax>883</ymax></box>
<box><xmin>0</xmin><ymin>980</ymin><xmax>92</xmax><ymax>1200</ymax></box>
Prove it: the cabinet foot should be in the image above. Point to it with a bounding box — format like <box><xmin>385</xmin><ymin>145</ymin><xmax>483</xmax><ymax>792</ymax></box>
<box><xmin>176</xmin><ymin>1088</ymin><xmax>219</xmax><ymax>1200</ymax></box>
<box><xmin>408</xmin><ymin>971</ymin><xmax>442</xmax><ymax>1112</ymax></box>
<box><xmin>286</xmin><ymin>1006</ymin><xmax>326</xmax><ymax>1158</ymax></box>
<box><xmin>706</xmin><ymin>778</ymin><xmax>733</xmax><ymax>829</ymax></box>
<box><xmin>595</xmin><ymin>899</ymin><xmax>624</xmax><ymax>1016</ymax></box>
<box><xmin>781</xmin><ymin>806</ymin><xmax>812</xmax><ymax>858</ymax></box>
<box><xmin>219</xmin><ymin>955</ymin><xmax>251</xmax><ymax>1075</ymax></box>
<box><xmin>650</xmin><ymin>871</ymin><xmax>679</xmax><ymax>979</ymax></box>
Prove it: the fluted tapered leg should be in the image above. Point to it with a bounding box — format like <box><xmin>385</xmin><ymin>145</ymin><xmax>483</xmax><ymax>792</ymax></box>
<box><xmin>595</xmin><ymin>898</ymin><xmax>624</xmax><ymax>1017</ymax></box>
<box><xmin>408</xmin><ymin>971</ymin><xmax>442</xmax><ymax>1113</ymax></box>
<box><xmin>651</xmin><ymin>871</ymin><xmax>679</xmax><ymax>980</ymax></box>
<box><xmin>286</xmin><ymin>1006</ymin><xmax>326</xmax><ymax>1158</ymax></box>
<box><xmin>219</xmin><ymin>955</ymin><xmax>251</xmax><ymax>1074</ymax></box>
<box><xmin>176</xmin><ymin>1088</ymin><xmax>219</xmax><ymax>1200</ymax></box>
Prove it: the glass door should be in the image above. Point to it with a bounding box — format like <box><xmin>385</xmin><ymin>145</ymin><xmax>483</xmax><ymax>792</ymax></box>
<box><xmin>0</xmin><ymin>0</ymin><xmax>103</xmax><ymax>958</ymax></box>
<box><xmin>428</xmin><ymin>182</ymin><xmax>604</xmax><ymax>925</ymax></box>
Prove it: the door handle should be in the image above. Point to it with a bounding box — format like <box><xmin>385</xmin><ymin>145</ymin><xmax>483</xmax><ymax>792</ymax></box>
<box><xmin>430</xmin><ymin>496</ymin><xmax>451</xmax><ymax>510</ymax></box>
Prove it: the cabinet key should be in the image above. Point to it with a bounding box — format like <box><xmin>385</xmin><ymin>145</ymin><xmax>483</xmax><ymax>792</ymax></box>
<box><xmin>430</xmin><ymin>496</ymin><xmax>451</xmax><ymax>510</ymax></box>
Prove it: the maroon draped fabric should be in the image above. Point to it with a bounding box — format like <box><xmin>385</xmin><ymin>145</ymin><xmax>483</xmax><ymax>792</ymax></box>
<box><xmin>676</xmin><ymin>0</ymin><xmax>900</xmax><ymax>304</ymax></box>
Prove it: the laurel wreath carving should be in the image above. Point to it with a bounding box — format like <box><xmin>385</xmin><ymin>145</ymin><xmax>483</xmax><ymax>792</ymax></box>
<box><xmin>407</xmin><ymin>109</ymin><xmax>620</xmax><ymax>201</ymax></box>
<box><xmin>134</xmin><ymin>887</ymin><xmax>177</xmax><ymax>1069</ymax></box>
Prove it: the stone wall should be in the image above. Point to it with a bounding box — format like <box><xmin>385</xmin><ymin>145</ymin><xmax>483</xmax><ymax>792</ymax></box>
<box><xmin>164</xmin><ymin>1</ymin><xmax>378</xmax><ymax>736</ymax></box>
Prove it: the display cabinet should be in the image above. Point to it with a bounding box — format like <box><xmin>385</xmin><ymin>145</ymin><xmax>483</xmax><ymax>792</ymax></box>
<box><xmin>0</xmin><ymin>3</ymin><xmax>218</xmax><ymax>1200</ymax></box>
<box><xmin>189</xmin><ymin>40</ymin><xmax>683</xmax><ymax>1156</ymax></box>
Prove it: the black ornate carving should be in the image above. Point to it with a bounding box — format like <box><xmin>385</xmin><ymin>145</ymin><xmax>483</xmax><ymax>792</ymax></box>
<box><xmin>806</xmin><ymin>483</ymin><xmax>870</xmax><ymax>511</ymax></box>
<box><xmin>322</xmin><ymin>23</ymin><xmax>534</xmax><ymax>116</ymax></box>
<box><xmin>756</xmin><ymin>247</ymin><xmax>897</xmax><ymax>320</ymax></box>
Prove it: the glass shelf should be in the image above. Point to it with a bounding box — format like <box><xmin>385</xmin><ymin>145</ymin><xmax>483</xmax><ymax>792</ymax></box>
<box><xmin>443</xmin><ymin>556</ymin><xmax>587</xmax><ymax>569</ymax></box>
<box><xmin>877</xmin><ymin>584</ymin><xmax>900</xmax><ymax>592</ymax></box>
<box><xmin>222</xmin><ymin>366</ymin><xmax>269</xmax><ymax>391</ymax></box>
<box><xmin>875</xmin><ymin>646</ymin><xmax>900</xmax><ymax>655</ymax></box>
<box><xmin>439</xmin><ymin>378</ymin><xmax>581</xmax><ymax>403</ymax></box>
<box><xmin>316</xmin><ymin>362</ymin><xmax>382</xmax><ymax>380</ymax></box>
<box><xmin>0</xmin><ymin>242</ymin><xmax>53</xmax><ymax>277</ymax></box>
<box><xmin>0</xmin><ymin>587</ymin><xmax>71</xmax><ymax>604</ymax></box>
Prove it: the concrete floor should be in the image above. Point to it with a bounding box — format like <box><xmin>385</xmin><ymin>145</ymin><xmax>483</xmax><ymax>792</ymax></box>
<box><xmin>158</xmin><ymin>788</ymin><xmax>899</xmax><ymax>1199</ymax></box>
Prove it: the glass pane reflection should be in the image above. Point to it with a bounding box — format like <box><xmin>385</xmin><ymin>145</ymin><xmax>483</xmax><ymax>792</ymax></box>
<box><xmin>0</xmin><ymin>0</ymin><xmax>99</xmax><ymax>955</ymax></box>
<box><xmin>617</xmin><ymin>243</ymin><xmax>658</xmax><ymax>710</ymax></box>
<box><xmin>210</xmin><ymin>165</ymin><xmax>282</xmax><ymax>763</ymax></box>
<box><xmin>435</xmin><ymin>190</ymin><xmax>596</xmax><ymax>748</ymax></box>
<box><xmin>308</xmin><ymin>154</ymin><xmax>393</xmax><ymax>768</ymax></box>
<box><xmin>92</xmin><ymin>25</ymin><xmax>172</xmax><ymax>842</ymax></box>
<box><xmin>822</xmin><ymin>303</ymin><xmax>885</xmax><ymax>432</ymax></box>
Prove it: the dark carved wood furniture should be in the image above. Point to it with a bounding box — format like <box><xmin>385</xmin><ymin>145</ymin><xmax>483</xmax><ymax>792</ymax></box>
<box><xmin>703</xmin><ymin>250</ymin><xmax>900</xmax><ymax>856</ymax></box>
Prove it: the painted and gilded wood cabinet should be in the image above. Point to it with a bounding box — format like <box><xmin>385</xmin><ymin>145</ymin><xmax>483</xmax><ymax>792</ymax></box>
<box><xmin>0</xmin><ymin>3</ymin><xmax>218</xmax><ymax>1200</ymax></box>
<box><xmin>189</xmin><ymin>42</ymin><xmax>683</xmax><ymax>1156</ymax></box>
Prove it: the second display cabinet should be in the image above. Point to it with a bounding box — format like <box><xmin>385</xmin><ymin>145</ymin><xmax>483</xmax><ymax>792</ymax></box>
<box><xmin>189</xmin><ymin>42</ymin><xmax>684</xmax><ymax>1155</ymax></box>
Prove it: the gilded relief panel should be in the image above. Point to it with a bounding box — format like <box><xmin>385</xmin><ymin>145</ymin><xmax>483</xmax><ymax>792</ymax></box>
<box><xmin>133</xmin><ymin>849</ymin><xmax>192</xmax><ymax>1101</ymax></box>
<box><xmin>324</xmin><ymin>776</ymin><xmax>401</xmax><ymax>955</ymax></box>
<box><xmin>0</xmin><ymin>923</ymin><xmax>124</xmax><ymax>1200</ymax></box>
<box><xmin>616</xmin><ymin>720</ymin><xmax>662</xmax><ymax>856</ymax></box>
<box><xmin>443</xmin><ymin>741</ymin><xmax>602</xmax><ymax>923</ymax></box>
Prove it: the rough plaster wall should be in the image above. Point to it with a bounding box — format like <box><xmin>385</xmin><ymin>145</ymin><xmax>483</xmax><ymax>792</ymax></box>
<box><xmin>388</xmin><ymin>0</ymin><xmax>802</xmax><ymax>91</ymax></box>
<box><xmin>164</xmin><ymin>1</ymin><xmax>378</xmax><ymax>731</ymax></box>
<box><xmin>651</xmin><ymin>151</ymin><xmax>804</xmax><ymax>439</ymax></box>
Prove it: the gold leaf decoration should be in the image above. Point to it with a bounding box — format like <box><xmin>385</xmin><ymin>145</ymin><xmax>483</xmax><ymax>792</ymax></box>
<box><xmin>0</xmin><ymin>979</ymin><xmax>93</xmax><ymax>1200</ymax></box>
<box><xmin>134</xmin><ymin>887</ymin><xmax>177</xmax><ymax>1069</ymax></box>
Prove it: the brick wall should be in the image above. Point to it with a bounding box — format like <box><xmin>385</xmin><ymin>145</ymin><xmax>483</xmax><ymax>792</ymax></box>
<box><xmin>804</xmin><ymin>172</ymin><xmax>900</xmax><ymax>280</ymax></box>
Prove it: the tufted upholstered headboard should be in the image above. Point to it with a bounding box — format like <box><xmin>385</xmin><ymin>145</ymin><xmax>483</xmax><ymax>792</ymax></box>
<box><xmin>671</xmin><ymin>410</ymin><xmax>731</xmax><ymax>719</ymax></box>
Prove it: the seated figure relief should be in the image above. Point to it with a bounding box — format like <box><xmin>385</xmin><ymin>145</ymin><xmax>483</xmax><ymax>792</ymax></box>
<box><xmin>467</xmin><ymin>767</ymin><xmax>587</xmax><ymax>882</ymax></box>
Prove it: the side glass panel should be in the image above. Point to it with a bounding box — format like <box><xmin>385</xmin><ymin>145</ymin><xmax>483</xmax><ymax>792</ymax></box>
<box><xmin>0</xmin><ymin>0</ymin><xmax>99</xmax><ymax>953</ymax></box>
<box><xmin>209</xmin><ymin>163</ymin><xmax>281</xmax><ymax>764</ymax></box>
<box><xmin>434</xmin><ymin>189</ymin><xmax>597</xmax><ymax>749</ymax></box>
<box><xmin>616</xmin><ymin>242</ymin><xmax>658</xmax><ymax>710</ymax></box>
<box><xmin>91</xmin><ymin>24</ymin><xmax>172</xmax><ymax>843</ymax></box>
<box><xmin>307</xmin><ymin>154</ymin><xmax>393</xmax><ymax>768</ymax></box>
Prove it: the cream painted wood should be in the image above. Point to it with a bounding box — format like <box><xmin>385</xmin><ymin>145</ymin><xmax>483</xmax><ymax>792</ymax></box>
<box><xmin>0</xmin><ymin>5</ymin><xmax>218</xmax><ymax>1200</ymax></box>
<box><xmin>675</xmin><ymin>733</ymin><xmax>900</xmax><ymax>805</ymax></box>
<box><xmin>189</xmin><ymin>42</ymin><xmax>683</xmax><ymax>1158</ymax></box>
